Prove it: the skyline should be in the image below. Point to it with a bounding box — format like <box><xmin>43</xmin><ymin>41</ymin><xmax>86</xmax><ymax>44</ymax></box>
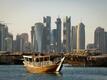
<box><xmin>0</xmin><ymin>0</ymin><xmax>107</xmax><ymax>46</ymax></box>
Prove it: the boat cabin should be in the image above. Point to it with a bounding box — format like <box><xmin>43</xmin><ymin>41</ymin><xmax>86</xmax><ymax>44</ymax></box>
<box><xmin>23</xmin><ymin>55</ymin><xmax>51</xmax><ymax>62</ymax></box>
<box><xmin>23</xmin><ymin>55</ymin><xmax>53</xmax><ymax>67</ymax></box>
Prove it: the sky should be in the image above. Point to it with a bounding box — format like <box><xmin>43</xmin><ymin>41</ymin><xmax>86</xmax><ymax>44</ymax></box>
<box><xmin>0</xmin><ymin>0</ymin><xmax>107</xmax><ymax>46</ymax></box>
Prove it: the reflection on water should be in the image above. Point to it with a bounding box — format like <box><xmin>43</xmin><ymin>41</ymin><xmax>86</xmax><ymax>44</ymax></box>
<box><xmin>0</xmin><ymin>65</ymin><xmax>107</xmax><ymax>80</ymax></box>
<box><xmin>24</xmin><ymin>72</ymin><xmax>63</xmax><ymax>80</ymax></box>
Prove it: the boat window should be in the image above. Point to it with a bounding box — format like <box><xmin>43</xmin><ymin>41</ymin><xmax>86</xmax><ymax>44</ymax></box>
<box><xmin>44</xmin><ymin>57</ymin><xmax>49</xmax><ymax>61</ymax></box>
<box><xmin>24</xmin><ymin>57</ymin><xmax>27</xmax><ymax>61</ymax></box>
<box><xmin>25</xmin><ymin>58</ymin><xmax>29</xmax><ymax>61</ymax></box>
<box><xmin>36</xmin><ymin>58</ymin><xmax>39</xmax><ymax>62</ymax></box>
<box><xmin>44</xmin><ymin>58</ymin><xmax>47</xmax><ymax>61</ymax></box>
<box><xmin>29</xmin><ymin>58</ymin><xmax>32</xmax><ymax>62</ymax></box>
<box><xmin>40</xmin><ymin>58</ymin><xmax>43</xmax><ymax>62</ymax></box>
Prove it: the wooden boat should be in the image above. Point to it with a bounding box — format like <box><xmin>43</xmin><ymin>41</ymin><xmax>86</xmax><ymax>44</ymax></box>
<box><xmin>23</xmin><ymin>55</ymin><xmax>65</xmax><ymax>73</ymax></box>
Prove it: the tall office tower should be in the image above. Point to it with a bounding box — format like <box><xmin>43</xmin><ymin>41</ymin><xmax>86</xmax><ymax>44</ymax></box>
<box><xmin>16</xmin><ymin>34</ymin><xmax>22</xmax><ymax>52</ymax></box>
<box><xmin>52</xmin><ymin>29</ymin><xmax>57</xmax><ymax>52</ymax></box>
<box><xmin>72</xmin><ymin>26</ymin><xmax>77</xmax><ymax>50</ymax></box>
<box><xmin>5</xmin><ymin>33</ymin><xmax>13</xmax><ymax>52</ymax></box>
<box><xmin>63</xmin><ymin>16</ymin><xmax>71</xmax><ymax>52</ymax></box>
<box><xmin>21</xmin><ymin>33</ymin><xmax>28</xmax><ymax>42</ymax></box>
<box><xmin>105</xmin><ymin>32</ymin><xmax>107</xmax><ymax>53</ymax></box>
<box><xmin>43</xmin><ymin>16</ymin><xmax>51</xmax><ymax>52</ymax></box>
<box><xmin>31</xmin><ymin>26</ymin><xmax>35</xmax><ymax>52</ymax></box>
<box><xmin>31</xmin><ymin>22</ymin><xmax>44</xmax><ymax>52</ymax></box>
<box><xmin>76</xmin><ymin>22</ymin><xmax>85</xmax><ymax>52</ymax></box>
<box><xmin>94</xmin><ymin>27</ymin><xmax>105</xmax><ymax>53</ymax></box>
<box><xmin>20</xmin><ymin>33</ymin><xmax>29</xmax><ymax>52</ymax></box>
<box><xmin>13</xmin><ymin>40</ymin><xmax>17</xmax><ymax>52</ymax></box>
<box><xmin>0</xmin><ymin>23</ymin><xmax>8</xmax><ymax>51</ymax></box>
<box><xmin>55</xmin><ymin>17</ymin><xmax>62</xmax><ymax>52</ymax></box>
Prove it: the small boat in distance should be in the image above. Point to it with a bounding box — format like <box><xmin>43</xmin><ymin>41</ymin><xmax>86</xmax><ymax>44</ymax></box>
<box><xmin>23</xmin><ymin>55</ymin><xmax>65</xmax><ymax>73</ymax></box>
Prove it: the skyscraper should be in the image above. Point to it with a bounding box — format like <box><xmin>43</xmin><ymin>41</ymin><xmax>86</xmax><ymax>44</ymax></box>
<box><xmin>13</xmin><ymin>40</ymin><xmax>17</xmax><ymax>52</ymax></box>
<box><xmin>52</xmin><ymin>29</ymin><xmax>57</xmax><ymax>52</ymax></box>
<box><xmin>5</xmin><ymin>33</ymin><xmax>13</xmax><ymax>52</ymax></box>
<box><xmin>16</xmin><ymin>34</ymin><xmax>23</xmax><ymax>52</ymax></box>
<box><xmin>31</xmin><ymin>22</ymin><xmax>44</xmax><ymax>52</ymax></box>
<box><xmin>105</xmin><ymin>32</ymin><xmax>107</xmax><ymax>53</ymax></box>
<box><xmin>43</xmin><ymin>16</ymin><xmax>51</xmax><ymax>52</ymax></box>
<box><xmin>0</xmin><ymin>23</ymin><xmax>8</xmax><ymax>51</ymax></box>
<box><xmin>94</xmin><ymin>27</ymin><xmax>105</xmax><ymax>53</ymax></box>
<box><xmin>31</xmin><ymin>26</ymin><xmax>35</xmax><ymax>52</ymax></box>
<box><xmin>76</xmin><ymin>22</ymin><xmax>85</xmax><ymax>52</ymax></box>
<box><xmin>71</xmin><ymin>26</ymin><xmax>77</xmax><ymax>50</ymax></box>
<box><xmin>20</xmin><ymin>33</ymin><xmax>29</xmax><ymax>52</ymax></box>
<box><xmin>55</xmin><ymin>17</ymin><xmax>62</xmax><ymax>52</ymax></box>
<box><xmin>63</xmin><ymin>16</ymin><xmax>71</xmax><ymax>52</ymax></box>
<box><xmin>43</xmin><ymin>16</ymin><xmax>51</xmax><ymax>31</ymax></box>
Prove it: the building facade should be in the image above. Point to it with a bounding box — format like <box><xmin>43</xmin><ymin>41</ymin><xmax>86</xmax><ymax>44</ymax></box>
<box><xmin>63</xmin><ymin>16</ymin><xmax>71</xmax><ymax>52</ymax></box>
<box><xmin>52</xmin><ymin>29</ymin><xmax>57</xmax><ymax>52</ymax></box>
<box><xmin>105</xmin><ymin>32</ymin><xmax>107</xmax><ymax>53</ymax></box>
<box><xmin>31</xmin><ymin>22</ymin><xmax>44</xmax><ymax>52</ymax></box>
<box><xmin>55</xmin><ymin>17</ymin><xmax>62</xmax><ymax>52</ymax></box>
<box><xmin>42</xmin><ymin>16</ymin><xmax>51</xmax><ymax>52</ymax></box>
<box><xmin>5</xmin><ymin>33</ymin><xmax>13</xmax><ymax>52</ymax></box>
<box><xmin>71</xmin><ymin>26</ymin><xmax>77</xmax><ymax>50</ymax></box>
<box><xmin>15</xmin><ymin>33</ymin><xmax>30</xmax><ymax>52</ymax></box>
<box><xmin>94</xmin><ymin>27</ymin><xmax>105</xmax><ymax>53</ymax></box>
<box><xmin>16</xmin><ymin>34</ymin><xmax>23</xmax><ymax>52</ymax></box>
<box><xmin>76</xmin><ymin>22</ymin><xmax>85</xmax><ymax>52</ymax></box>
<box><xmin>0</xmin><ymin>23</ymin><xmax>8</xmax><ymax>51</ymax></box>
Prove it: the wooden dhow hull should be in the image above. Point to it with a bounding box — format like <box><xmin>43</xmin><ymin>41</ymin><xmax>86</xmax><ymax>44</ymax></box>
<box><xmin>25</xmin><ymin>64</ymin><xmax>59</xmax><ymax>73</ymax></box>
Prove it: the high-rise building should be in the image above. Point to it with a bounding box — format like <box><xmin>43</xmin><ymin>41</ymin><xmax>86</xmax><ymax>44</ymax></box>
<box><xmin>20</xmin><ymin>33</ymin><xmax>29</xmax><ymax>52</ymax></box>
<box><xmin>52</xmin><ymin>29</ymin><xmax>57</xmax><ymax>52</ymax></box>
<box><xmin>42</xmin><ymin>16</ymin><xmax>51</xmax><ymax>52</ymax></box>
<box><xmin>0</xmin><ymin>23</ymin><xmax>8</xmax><ymax>51</ymax></box>
<box><xmin>5</xmin><ymin>33</ymin><xmax>13</xmax><ymax>52</ymax></box>
<box><xmin>42</xmin><ymin>27</ymin><xmax>49</xmax><ymax>52</ymax></box>
<box><xmin>31</xmin><ymin>22</ymin><xmax>44</xmax><ymax>52</ymax></box>
<box><xmin>72</xmin><ymin>26</ymin><xmax>77</xmax><ymax>50</ymax></box>
<box><xmin>16</xmin><ymin>34</ymin><xmax>23</xmax><ymax>52</ymax></box>
<box><xmin>20</xmin><ymin>33</ymin><xmax>28</xmax><ymax>42</ymax></box>
<box><xmin>31</xmin><ymin>26</ymin><xmax>35</xmax><ymax>51</ymax></box>
<box><xmin>43</xmin><ymin>16</ymin><xmax>51</xmax><ymax>31</ymax></box>
<box><xmin>13</xmin><ymin>40</ymin><xmax>17</xmax><ymax>52</ymax></box>
<box><xmin>63</xmin><ymin>16</ymin><xmax>71</xmax><ymax>52</ymax></box>
<box><xmin>105</xmin><ymin>32</ymin><xmax>107</xmax><ymax>53</ymax></box>
<box><xmin>94</xmin><ymin>27</ymin><xmax>105</xmax><ymax>53</ymax></box>
<box><xmin>16</xmin><ymin>33</ymin><xmax>29</xmax><ymax>52</ymax></box>
<box><xmin>76</xmin><ymin>22</ymin><xmax>85</xmax><ymax>52</ymax></box>
<box><xmin>55</xmin><ymin>17</ymin><xmax>62</xmax><ymax>52</ymax></box>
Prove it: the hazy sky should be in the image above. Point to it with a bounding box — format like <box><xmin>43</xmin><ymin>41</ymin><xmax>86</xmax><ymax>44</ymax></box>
<box><xmin>0</xmin><ymin>0</ymin><xmax>107</xmax><ymax>46</ymax></box>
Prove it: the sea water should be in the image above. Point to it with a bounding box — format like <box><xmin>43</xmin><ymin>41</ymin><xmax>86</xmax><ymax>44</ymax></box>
<box><xmin>0</xmin><ymin>65</ymin><xmax>107</xmax><ymax>80</ymax></box>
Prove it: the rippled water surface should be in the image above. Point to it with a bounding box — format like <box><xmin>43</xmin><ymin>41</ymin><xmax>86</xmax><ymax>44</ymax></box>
<box><xmin>0</xmin><ymin>65</ymin><xmax>107</xmax><ymax>80</ymax></box>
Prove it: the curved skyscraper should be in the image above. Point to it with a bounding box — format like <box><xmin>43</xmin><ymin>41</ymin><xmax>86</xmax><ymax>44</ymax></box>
<box><xmin>31</xmin><ymin>23</ymin><xmax>44</xmax><ymax>52</ymax></box>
